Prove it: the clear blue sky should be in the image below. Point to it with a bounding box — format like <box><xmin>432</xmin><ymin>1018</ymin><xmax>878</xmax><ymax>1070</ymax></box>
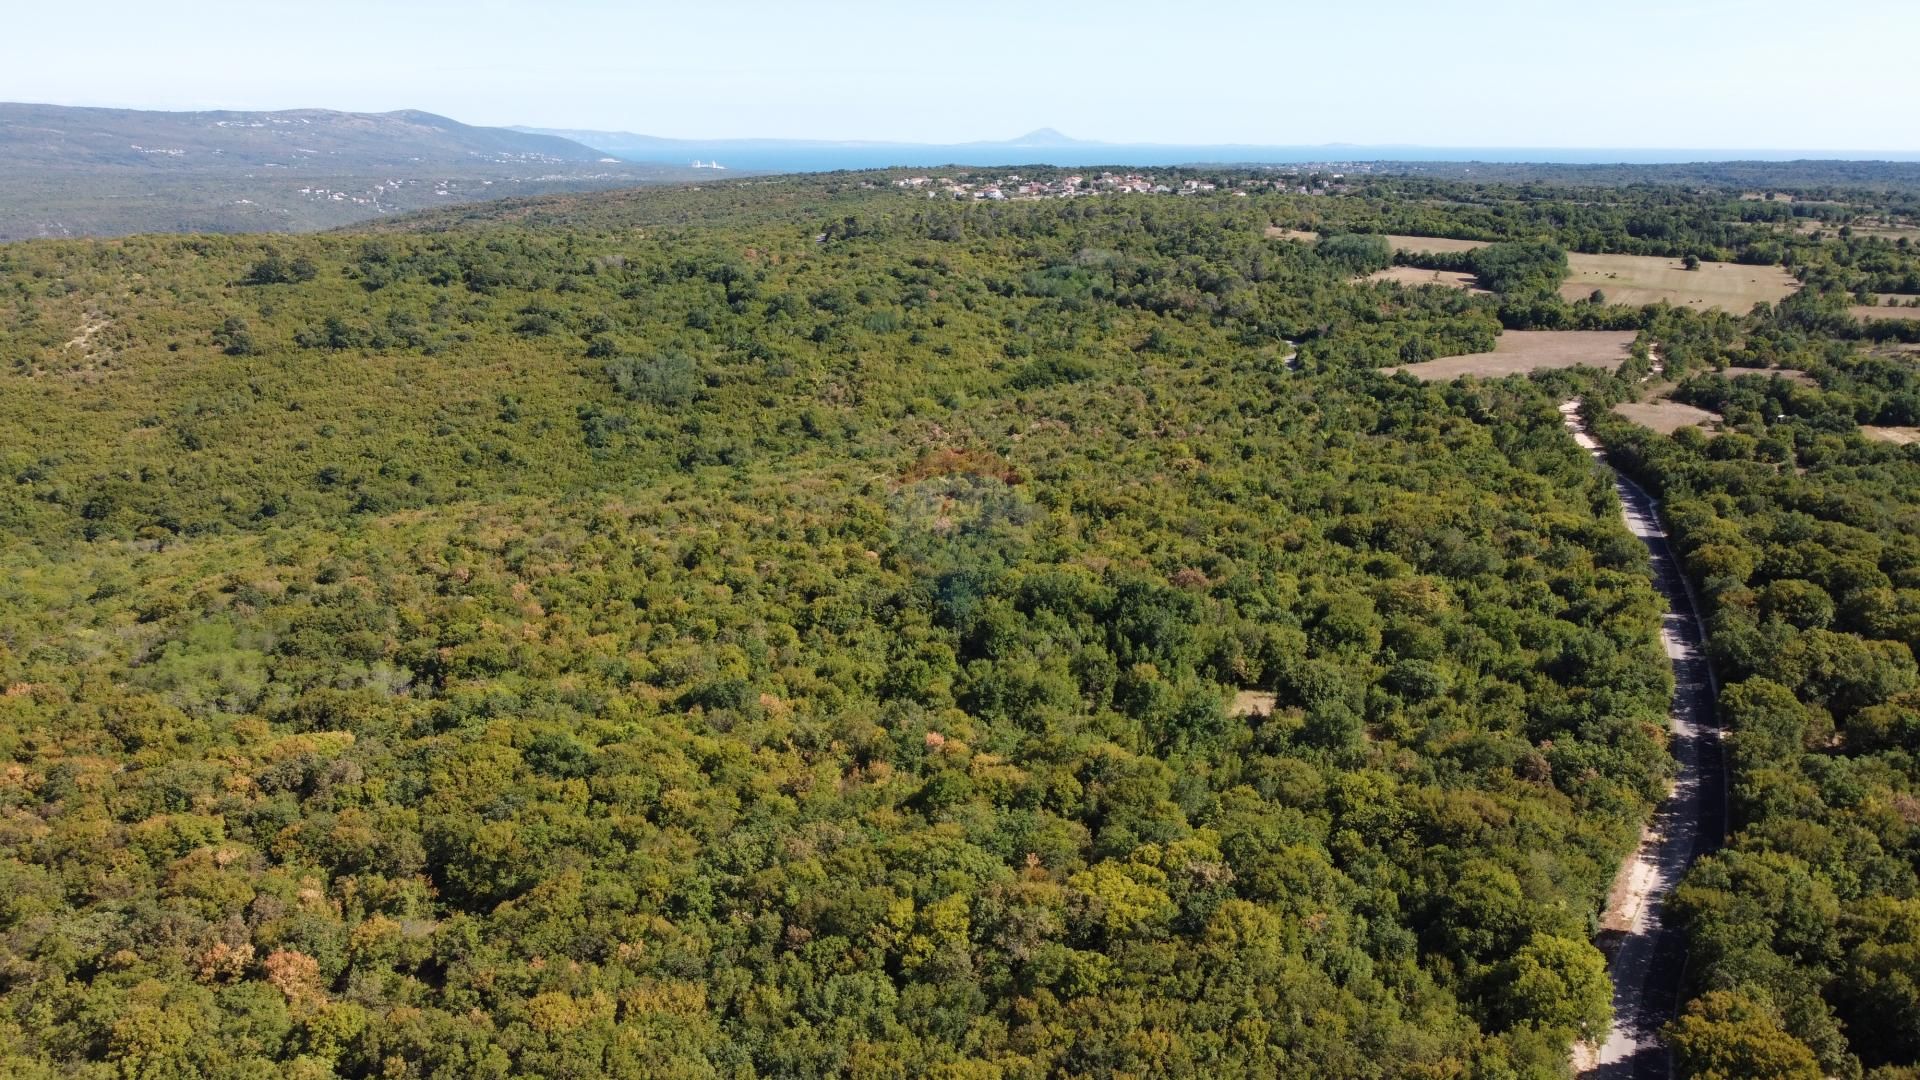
<box><xmin>4</xmin><ymin>0</ymin><xmax>1915</xmax><ymax>149</ymax></box>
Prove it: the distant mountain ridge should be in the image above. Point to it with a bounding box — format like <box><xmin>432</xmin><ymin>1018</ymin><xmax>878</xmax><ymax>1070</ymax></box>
<box><xmin>0</xmin><ymin>102</ymin><xmax>700</xmax><ymax>240</ymax></box>
<box><xmin>1</xmin><ymin>102</ymin><xmax>616</xmax><ymax>169</ymax></box>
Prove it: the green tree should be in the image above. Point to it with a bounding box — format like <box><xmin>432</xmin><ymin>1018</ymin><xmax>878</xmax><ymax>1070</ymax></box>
<box><xmin>1667</xmin><ymin>991</ymin><xmax>1822</xmax><ymax>1080</ymax></box>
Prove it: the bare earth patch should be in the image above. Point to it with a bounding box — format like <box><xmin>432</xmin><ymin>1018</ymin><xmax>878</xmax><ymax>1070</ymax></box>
<box><xmin>1559</xmin><ymin>253</ymin><xmax>1798</xmax><ymax>312</ymax></box>
<box><xmin>1862</xmin><ymin>426</ymin><xmax>1920</xmax><ymax>445</ymax></box>
<box><xmin>64</xmin><ymin>315</ymin><xmax>110</xmax><ymax>351</ymax></box>
<box><xmin>1381</xmin><ymin>330</ymin><xmax>1635</xmax><ymax>380</ymax></box>
<box><xmin>1612</xmin><ymin>400</ymin><xmax>1721</xmax><ymax>435</ymax></box>
<box><xmin>1364</xmin><ymin>266</ymin><xmax>1487</xmax><ymax>293</ymax></box>
<box><xmin>1228</xmin><ymin>691</ymin><xmax>1278</xmax><ymax>718</ymax></box>
<box><xmin>1384</xmin><ymin>234</ymin><xmax>1489</xmax><ymax>254</ymax></box>
<box><xmin>1264</xmin><ymin>226</ymin><xmax>1319</xmax><ymax>243</ymax></box>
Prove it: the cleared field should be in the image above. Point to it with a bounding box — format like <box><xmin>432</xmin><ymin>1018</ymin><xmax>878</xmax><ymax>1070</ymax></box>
<box><xmin>1855</xmin><ymin>296</ymin><xmax>1920</xmax><ymax>322</ymax></box>
<box><xmin>1264</xmin><ymin>226</ymin><xmax>1319</xmax><ymax>242</ymax></box>
<box><xmin>1381</xmin><ymin>330</ymin><xmax>1636</xmax><ymax>380</ymax></box>
<box><xmin>1613</xmin><ymin>401</ymin><xmax>1721</xmax><ymax>435</ymax></box>
<box><xmin>1853</xmin><ymin>306</ymin><xmax>1920</xmax><ymax>322</ymax></box>
<box><xmin>1559</xmin><ymin>253</ymin><xmax>1798</xmax><ymax>311</ymax></box>
<box><xmin>1793</xmin><ymin>220</ymin><xmax>1920</xmax><ymax>242</ymax></box>
<box><xmin>1380</xmin><ymin>243</ymin><xmax>1800</xmax><ymax>311</ymax></box>
<box><xmin>1385</xmin><ymin>234</ymin><xmax>1490</xmax><ymax>254</ymax></box>
<box><xmin>1725</xmin><ymin>366</ymin><xmax>1817</xmax><ymax>386</ymax></box>
<box><xmin>1365</xmin><ymin>266</ymin><xmax>1486</xmax><ymax>293</ymax></box>
<box><xmin>1862</xmin><ymin>426</ymin><xmax>1920</xmax><ymax>445</ymax></box>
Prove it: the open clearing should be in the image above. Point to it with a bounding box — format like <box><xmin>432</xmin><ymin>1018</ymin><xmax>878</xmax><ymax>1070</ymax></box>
<box><xmin>1855</xmin><ymin>297</ymin><xmax>1920</xmax><ymax>322</ymax></box>
<box><xmin>1559</xmin><ymin>253</ymin><xmax>1798</xmax><ymax>311</ymax></box>
<box><xmin>1613</xmin><ymin>400</ymin><xmax>1721</xmax><ymax>435</ymax></box>
<box><xmin>1380</xmin><ymin>241</ymin><xmax>1800</xmax><ymax>312</ymax></box>
<box><xmin>1229</xmin><ymin>690</ymin><xmax>1278</xmax><ymax>717</ymax></box>
<box><xmin>1724</xmin><ymin>366</ymin><xmax>1816</xmax><ymax>386</ymax></box>
<box><xmin>1793</xmin><ymin>219</ymin><xmax>1920</xmax><ymax>242</ymax></box>
<box><xmin>1385</xmin><ymin>234</ymin><xmax>1489</xmax><ymax>254</ymax></box>
<box><xmin>1365</xmin><ymin>266</ymin><xmax>1486</xmax><ymax>293</ymax></box>
<box><xmin>1854</xmin><ymin>307</ymin><xmax>1920</xmax><ymax>322</ymax></box>
<box><xmin>1862</xmin><ymin>426</ymin><xmax>1920</xmax><ymax>445</ymax></box>
<box><xmin>1264</xmin><ymin>226</ymin><xmax>1319</xmax><ymax>242</ymax></box>
<box><xmin>1381</xmin><ymin>330</ymin><xmax>1635</xmax><ymax>380</ymax></box>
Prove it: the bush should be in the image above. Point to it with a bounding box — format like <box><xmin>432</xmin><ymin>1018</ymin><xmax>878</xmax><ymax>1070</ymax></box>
<box><xmin>212</xmin><ymin>316</ymin><xmax>257</xmax><ymax>356</ymax></box>
<box><xmin>244</xmin><ymin>249</ymin><xmax>318</xmax><ymax>285</ymax></box>
<box><xmin>606</xmin><ymin>353</ymin><xmax>703</xmax><ymax>408</ymax></box>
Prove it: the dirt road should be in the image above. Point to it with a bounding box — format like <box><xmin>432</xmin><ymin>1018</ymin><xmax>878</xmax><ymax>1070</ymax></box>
<box><xmin>1561</xmin><ymin>401</ymin><xmax>1727</xmax><ymax>1079</ymax></box>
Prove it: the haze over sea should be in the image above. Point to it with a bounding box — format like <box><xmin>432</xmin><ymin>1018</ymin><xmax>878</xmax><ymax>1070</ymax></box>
<box><xmin>593</xmin><ymin>142</ymin><xmax>1920</xmax><ymax>173</ymax></box>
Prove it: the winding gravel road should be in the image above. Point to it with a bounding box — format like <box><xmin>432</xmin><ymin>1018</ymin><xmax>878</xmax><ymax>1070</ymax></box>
<box><xmin>1561</xmin><ymin>401</ymin><xmax>1727</xmax><ymax>1080</ymax></box>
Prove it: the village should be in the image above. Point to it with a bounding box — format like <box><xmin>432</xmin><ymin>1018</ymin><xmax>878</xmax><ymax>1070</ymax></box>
<box><xmin>888</xmin><ymin>169</ymin><xmax>1345</xmax><ymax>201</ymax></box>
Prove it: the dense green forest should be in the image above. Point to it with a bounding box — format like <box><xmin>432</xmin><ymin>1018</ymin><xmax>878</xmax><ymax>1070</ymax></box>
<box><xmin>1</xmin><ymin>168</ymin><xmax>1917</xmax><ymax>1078</ymax></box>
<box><xmin>1594</xmin><ymin>341</ymin><xmax>1920</xmax><ymax>1080</ymax></box>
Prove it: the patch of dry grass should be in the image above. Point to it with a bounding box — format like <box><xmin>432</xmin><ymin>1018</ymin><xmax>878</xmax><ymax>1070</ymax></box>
<box><xmin>1365</xmin><ymin>266</ymin><xmax>1486</xmax><ymax>293</ymax></box>
<box><xmin>1854</xmin><ymin>296</ymin><xmax>1920</xmax><ymax>322</ymax></box>
<box><xmin>1793</xmin><ymin>220</ymin><xmax>1920</xmax><ymax>242</ymax></box>
<box><xmin>1612</xmin><ymin>401</ymin><xmax>1721</xmax><ymax>435</ymax></box>
<box><xmin>1264</xmin><ymin>227</ymin><xmax>1319</xmax><ymax>242</ymax></box>
<box><xmin>1228</xmin><ymin>691</ymin><xmax>1278</xmax><ymax>718</ymax></box>
<box><xmin>1380</xmin><ymin>330</ymin><xmax>1636</xmax><ymax>381</ymax></box>
<box><xmin>1380</xmin><ymin>241</ymin><xmax>1799</xmax><ymax>312</ymax></box>
<box><xmin>1384</xmin><ymin>234</ymin><xmax>1489</xmax><ymax>254</ymax></box>
<box><xmin>1725</xmin><ymin>366</ymin><xmax>1817</xmax><ymax>387</ymax></box>
<box><xmin>1862</xmin><ymin>426</ymin><xmax>1920</xmax><ymax>445</ymax></box>
<box><xmin>1560</xmin><ymin>253</ymin><xmax>1798</xmax><ymax>312</ymax></box>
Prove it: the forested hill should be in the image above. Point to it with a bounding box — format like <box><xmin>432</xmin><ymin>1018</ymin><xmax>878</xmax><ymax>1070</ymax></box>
<box><xmin>0</xmin><ymin>103</ymin><xmax>614</xmax><ymax>169</ymax></box>
<box><xmin>0</xmin><ymin>103</ymin><xmax>702</xmax><ymax>241</ymax></box>
<box><xmin>0</xmin><ymin>170</ymin><xmax>1917</xmax><ymax>1078</ymax></box>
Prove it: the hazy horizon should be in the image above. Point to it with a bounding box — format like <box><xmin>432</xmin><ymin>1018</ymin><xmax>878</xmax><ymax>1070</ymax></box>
<box><xmin>518</xmin><ymin>123</ymin><xmax>1917</xmax><ymax>157</ymax></box>
<box><xmin>3</xmin><ymin>0</ymin><xmax>1915</xmax><ymax>153</ymax></box>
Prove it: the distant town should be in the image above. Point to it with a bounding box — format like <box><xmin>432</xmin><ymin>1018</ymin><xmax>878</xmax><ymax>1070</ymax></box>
<box><xmin>887</xmin><ymin>170</ymin><xmax>1349</xmax><ymax>201</ymax></box>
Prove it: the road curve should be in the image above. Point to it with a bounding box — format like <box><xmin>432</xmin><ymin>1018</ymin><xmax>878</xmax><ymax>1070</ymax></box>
<box><xmin>1561</xmin><ymin>401</ymin><xmax>1727</xmax><ymax>1080</ymax></box>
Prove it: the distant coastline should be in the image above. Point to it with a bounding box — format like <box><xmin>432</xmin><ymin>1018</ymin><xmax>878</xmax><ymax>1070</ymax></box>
<box><xmin>515</xmin><ymin>126</ymin><xmax>1920</xmax><ymax>172</ymax></box>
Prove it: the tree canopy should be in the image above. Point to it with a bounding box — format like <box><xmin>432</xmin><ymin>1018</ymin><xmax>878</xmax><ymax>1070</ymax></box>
<box><xmin>0</xmin><ymin>164</ymin><xmax>1916</xmax><ymax>1078</ymax></box>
